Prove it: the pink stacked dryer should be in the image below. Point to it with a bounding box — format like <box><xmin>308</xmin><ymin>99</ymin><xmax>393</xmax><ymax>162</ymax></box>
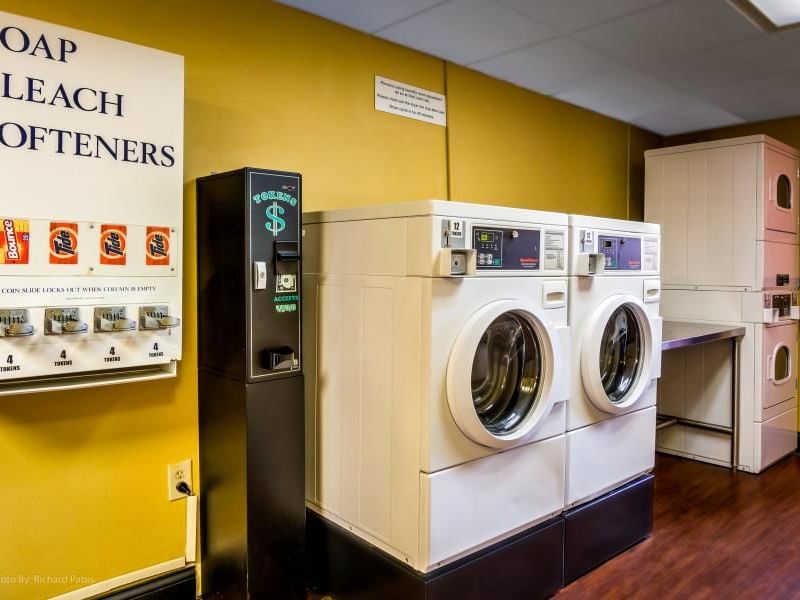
<box><xmin>646</xmin><ymin>135</ymin><xmax>798</xmax><ymax>473</ymax></box>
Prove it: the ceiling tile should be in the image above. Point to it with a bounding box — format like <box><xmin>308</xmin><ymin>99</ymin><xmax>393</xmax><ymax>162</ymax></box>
<box><xmin>472</xmin><ymin>37</ymin><xmax>620</xmax><ymax>95</ymax></box>
<box><xmin>496</xmin><ymin>0</ymin><xmax>668</xmax><ymax>33</ymax></box>
<box><xmin>376</xmin><ymin>0</ymin><xmax>556</xmax><ymax>65</ymax></box>
<box><xmin>632</xmin><ymin>97</ymin><xmax>745</xmax><ymax>135</ymax></box>
<box><xmin>696</xmin><ymin>71</ymin><xmax>800</xmax><ymax>122</ymax></box>
<box><xmin>643</xmin><ymin>33</ymin><xmax>800</xmax><ymax>93</ymax></box>
<box><xmin>275</xmin><ymin>0</ymin><xmax>446</xmax><ymax>33</ymax></box>
<box><xmin>771</xmin><ymin>26</ymin><xmax>800</xmax><ymax>57</ymax></box>
<box><xmin>573</xmin><ymin>0</ymin><xmax>761</xmax><ymax>67</ymax></box>
<box><xmin>555</xmin><ymin>67</ymin><xmax>685</xmax><ymax>122</ymax></box>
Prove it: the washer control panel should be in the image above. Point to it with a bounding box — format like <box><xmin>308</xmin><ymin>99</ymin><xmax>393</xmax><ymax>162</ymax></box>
<box><xmin>472</xmin><ymin>226</ymin><xmax>564</xmax><ymax>271</ymax></box>
<box><xmin>596</xmin><ymin>235</ymin><xmax>642</xmax><ymax>271</ymax></box>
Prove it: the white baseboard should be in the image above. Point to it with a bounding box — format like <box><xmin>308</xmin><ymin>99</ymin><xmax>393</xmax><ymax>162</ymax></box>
<box><xmin>50</xmin><ymin>558</ymin><xmax>187</xmax><ymax>600</ymax></box>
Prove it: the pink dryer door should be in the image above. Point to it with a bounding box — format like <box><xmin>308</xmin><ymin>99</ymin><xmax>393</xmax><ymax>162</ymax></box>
<box><xmin>764</xmin><ymin>148</ymin><xmax>798</xmax><ymax>236</ymax></box>
<box><xmin>763</xmin><ymin>240</ymin><xmax>800</xmax><ymax>289</ymax></box>
<box><xmin>763</xmin><ymin>322</ymin><xmax>797</xmax><ymax>410</ymax></box>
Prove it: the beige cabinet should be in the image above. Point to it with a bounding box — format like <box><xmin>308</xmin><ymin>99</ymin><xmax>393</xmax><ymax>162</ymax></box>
<box><xmin>645</xmin><ymin>135</ymin><xmax>799</xmax><ymax>291</ymax></box>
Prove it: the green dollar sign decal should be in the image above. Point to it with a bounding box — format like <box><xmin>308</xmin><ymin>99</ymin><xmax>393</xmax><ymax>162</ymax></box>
<box><xmin>265</xmin><ymin>201</ymin><xmax>286</xmax><ymax>237</ymax></box>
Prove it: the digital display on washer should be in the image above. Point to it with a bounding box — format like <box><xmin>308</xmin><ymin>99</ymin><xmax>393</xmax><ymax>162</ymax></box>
<box><xmin>473</xmin><ymin>227</ymin><xmax>540</xmax><ymax>270</ymax></box>
<box><xmin>597</xmin><ymin>235</ymin><xmax>641</xmax><ymax>271</ymax></box>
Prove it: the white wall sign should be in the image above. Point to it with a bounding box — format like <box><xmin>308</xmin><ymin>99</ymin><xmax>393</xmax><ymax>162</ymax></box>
<box><xmin>375</xmin><ymin>75</ymin><xmax>446</xmax><ymax>127</ymax></box>
<box><xmin>0</xmin><ymin>11</ymin><xmax>183</xmax><ymax>223</ymax></box>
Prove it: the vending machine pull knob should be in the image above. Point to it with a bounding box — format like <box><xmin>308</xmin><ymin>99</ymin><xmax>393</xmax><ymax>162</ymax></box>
<box><xmin>45</xmin><ymin>308</ymin><xmax>87</xmax><ymax>335</ymax></box>
<box><xmin>62</xmin><ymin>320</ymin><xmax>88</xmax><ymax>334</ymax></box>
<box><xmin>112</xmin><ymin>318</ymin><xmax>137</xmax><ymax>331</ymax></box>
<box><xmin>3</xmin><ymin>322</ymin><xmax>33</xmax><ymax>337</ymax></box>
<box><xmin>139</xmin><ymin>306</ymin><xmax>180</xmax><ymax>330</ymax></box>
<box><xmin>49</xmin><ymin>319</ymin><xmax>88</xmax><ymax>334</ymax></box>
<box><xmin>158</xmin><ymin>315</ymin><xmax>180</xmax><ymax>328</ymax></box>
<box><xmin>95</xmin><ymin>307</ymin><xmax>134</xmax><ymax>333</ymax></box>
<box><xmin>0</xmin><ymin>309</ymin><xmax>33</xmax><ymax>337</ymax></box>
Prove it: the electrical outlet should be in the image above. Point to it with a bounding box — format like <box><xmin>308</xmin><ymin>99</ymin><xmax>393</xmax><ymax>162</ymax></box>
<box><xmin>167</xmin><ymin>459</ymin><xmax>192</xmax><ymax>501</ymax></box>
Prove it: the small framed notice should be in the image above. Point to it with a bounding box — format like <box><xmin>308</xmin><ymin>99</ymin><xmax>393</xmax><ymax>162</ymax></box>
<box><xmin>375</xmin><ymin>76</ymin><xmax>447</xmax><ymax>126</ymax></box>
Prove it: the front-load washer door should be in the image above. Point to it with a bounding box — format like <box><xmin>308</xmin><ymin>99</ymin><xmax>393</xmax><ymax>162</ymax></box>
<box><xmin>446</xmin><ymin>299</ymin><xmax>562</xmax><ymax>449</ymax></box>
<box><xmin>581</xmin><ymin>295</ymin><xmax>655</xmax><ymax>414</ymax></box>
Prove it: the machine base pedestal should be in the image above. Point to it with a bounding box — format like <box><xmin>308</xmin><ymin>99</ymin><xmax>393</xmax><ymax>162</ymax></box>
<box><xmin>306</xmin><ymin>509</ymin><xmax>564</xmax><ymax>600</ymax></box>
<box><xmin>564</xmin><ymin>474</ymin><xmax>654</xmax><ymax>584</ymax></box>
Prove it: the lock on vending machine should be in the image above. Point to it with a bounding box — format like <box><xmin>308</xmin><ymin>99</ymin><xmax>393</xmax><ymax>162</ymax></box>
<box><xmin>197</xmin><ymin>168</ymin><xmax>304</xmax><ymax>599</ymax></box>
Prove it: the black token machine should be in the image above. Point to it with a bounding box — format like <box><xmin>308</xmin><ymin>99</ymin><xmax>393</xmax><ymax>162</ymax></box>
<box><xmin>197</xmin><ymin>168</ymin><xmax>304</xmax><ymax>599</ymax></box>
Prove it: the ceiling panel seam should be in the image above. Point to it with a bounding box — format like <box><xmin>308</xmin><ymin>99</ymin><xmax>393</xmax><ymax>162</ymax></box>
<box><xmin>371</xmin><ymin>0</ymin><xmax>452</xmax><ymax>34</ymax></box>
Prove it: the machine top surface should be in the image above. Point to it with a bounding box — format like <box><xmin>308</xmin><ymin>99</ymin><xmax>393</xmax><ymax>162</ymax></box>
<box><xmin>568</xmin><ymin>214</ymin><xmax>660</xmax><ymax>236</ymax></box>
<box><xmin>303</xmin><ymin>200</ymin><xmax>567</xmax><ymax>227</ymax></box>
<box><xmin>644</xmin><ymin>134</ymin><xmax>798</xmax><ymax>158</ymax></box>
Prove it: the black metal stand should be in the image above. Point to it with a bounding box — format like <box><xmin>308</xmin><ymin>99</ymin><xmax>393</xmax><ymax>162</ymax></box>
<box><xmin>563</xmin><ymin>474</ymin><xmax>654</xmax><ymax>584</ymax></box>
<box><xmin>307</xmin><ymin>510</ymin><xmax>565</xmax><ymax>600</ymax></box>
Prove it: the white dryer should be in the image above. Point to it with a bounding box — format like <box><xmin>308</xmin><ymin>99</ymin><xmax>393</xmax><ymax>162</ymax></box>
<box><xmin>303</xmin><ymin>201</ymin><xmax>570</xmax><ymax>573</ymax></box>
<box><xmin>566</xmin><ymin>215</ymin><xmax>662</xmax><ymax>507</ymax></box>
<box><xmin>645</xmin><ymin>135</ymin><xmax>799</xmax><ymax>472</ymax></box>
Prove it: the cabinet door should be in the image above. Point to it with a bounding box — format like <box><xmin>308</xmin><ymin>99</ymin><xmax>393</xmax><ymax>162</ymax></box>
<box><xmin>765</xmin><ymin>148</ymin><xmax>798</xmax><ymax>235</ymax></box>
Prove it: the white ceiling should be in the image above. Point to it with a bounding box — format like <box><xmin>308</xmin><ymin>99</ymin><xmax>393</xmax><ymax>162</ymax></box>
<box><xmin>276</xmin><ymin>0</ymin><xmax>800</xmax><ymax>135</ymax></box>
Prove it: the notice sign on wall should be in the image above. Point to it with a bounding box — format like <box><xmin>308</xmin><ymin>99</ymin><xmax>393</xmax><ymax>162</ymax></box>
<box><xmin>375</xmin><ymin>76</ymin><xmax>446</xmax><ymax>126</ymax></box>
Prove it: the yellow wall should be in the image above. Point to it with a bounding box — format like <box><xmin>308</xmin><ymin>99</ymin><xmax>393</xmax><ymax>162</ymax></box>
<box><xmin>446</xmin><ymin>64</ymin><xmax>659</xmax><ymax>219</ymax></box>
<box><xmin>0</xmin><ymin>1</ymin><xmax>657</xmax><ymax>597</ymax></box>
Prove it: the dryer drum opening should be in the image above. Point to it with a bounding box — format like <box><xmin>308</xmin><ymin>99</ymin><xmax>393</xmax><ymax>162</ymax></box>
<box><xmin>599</xmin><ymin>304</ymin><xmax>643</xmax><ymax>404</ymax></box>
<box><xmin>471</xmin><ymin>311</ymin><xmax>544</xmax><ymax>434</ymax></box>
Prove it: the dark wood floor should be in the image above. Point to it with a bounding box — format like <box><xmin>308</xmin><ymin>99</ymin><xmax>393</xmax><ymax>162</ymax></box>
<box><xmin>558</xmin><ymin>453</ymin><xmax>800</xmax><ymax>599</ymax></box>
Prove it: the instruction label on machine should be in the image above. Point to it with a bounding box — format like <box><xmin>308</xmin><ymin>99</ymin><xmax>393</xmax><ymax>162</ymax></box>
<box><xmin>543</xmin><ymin>230</ymin><xmax>565</xmax><ymax>271</ymax></box>
<box><xmin>642</xmin><ymin>237</ymin><xmax>659</xmax><ymax>272</ymax></box>
<box><xmin>375</xmin><ymin>76</ymin><xmax>447</xmax><ymax>126</ymax></box>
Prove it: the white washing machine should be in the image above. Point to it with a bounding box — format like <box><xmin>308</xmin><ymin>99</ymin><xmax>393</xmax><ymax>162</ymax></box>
<box><xmin>566</xmin><ymin>215</ymin><xmax>662</xmax><ymax>507</ymax></box>
<box><xmin>303</xmin><ymin>201</ymin><xmax>570</xmax><ymax>573</ymax></box>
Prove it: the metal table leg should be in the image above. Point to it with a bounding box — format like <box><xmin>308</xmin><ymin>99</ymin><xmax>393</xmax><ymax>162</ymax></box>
<box><xmin>731</xmin><ymin>337</ymin><xmax>739</xmax><ymax>470</ymax></box>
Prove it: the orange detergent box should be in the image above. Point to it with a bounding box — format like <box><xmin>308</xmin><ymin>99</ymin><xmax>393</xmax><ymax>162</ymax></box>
<box><xmin>99</xmin><ymin>224</ymin><xmax>127</xmax><ymax>265</ymax></box>
<box><xmin>49</xmin><ymin>222</ymin><xmax>79</xmax><ymax>264</ymax></box>
<box><xmin>0</xmin><ymin>218</ymin><xmax>30</xmax><ymax>264</ymax></box>
<box><xmin>145</xmin><ymin>226</ymin><xmax>171</xmax><ymax>265</ymax></box>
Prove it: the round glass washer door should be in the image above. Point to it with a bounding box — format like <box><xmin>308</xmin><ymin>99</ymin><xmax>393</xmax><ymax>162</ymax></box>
<box><xmin>580</xmin><ymin>295</ymin><xmax>654</xmax><ymax>414</ymax></box>
<box><xmin>447</xmin><ymin>299</ymin><xmax>559</xmax><ymax>448</ymax></box>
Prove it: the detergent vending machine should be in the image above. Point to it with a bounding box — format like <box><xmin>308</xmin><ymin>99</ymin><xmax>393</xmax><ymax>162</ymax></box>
<box><xmin>197</xmin><ymin>168</ymin><xmax>304</xmax><ymax>599</ymax></box>
<box><xmin>0</xmin><ymin>13</ymin><xmax>184</xmax><ymax>395</ymax></box>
